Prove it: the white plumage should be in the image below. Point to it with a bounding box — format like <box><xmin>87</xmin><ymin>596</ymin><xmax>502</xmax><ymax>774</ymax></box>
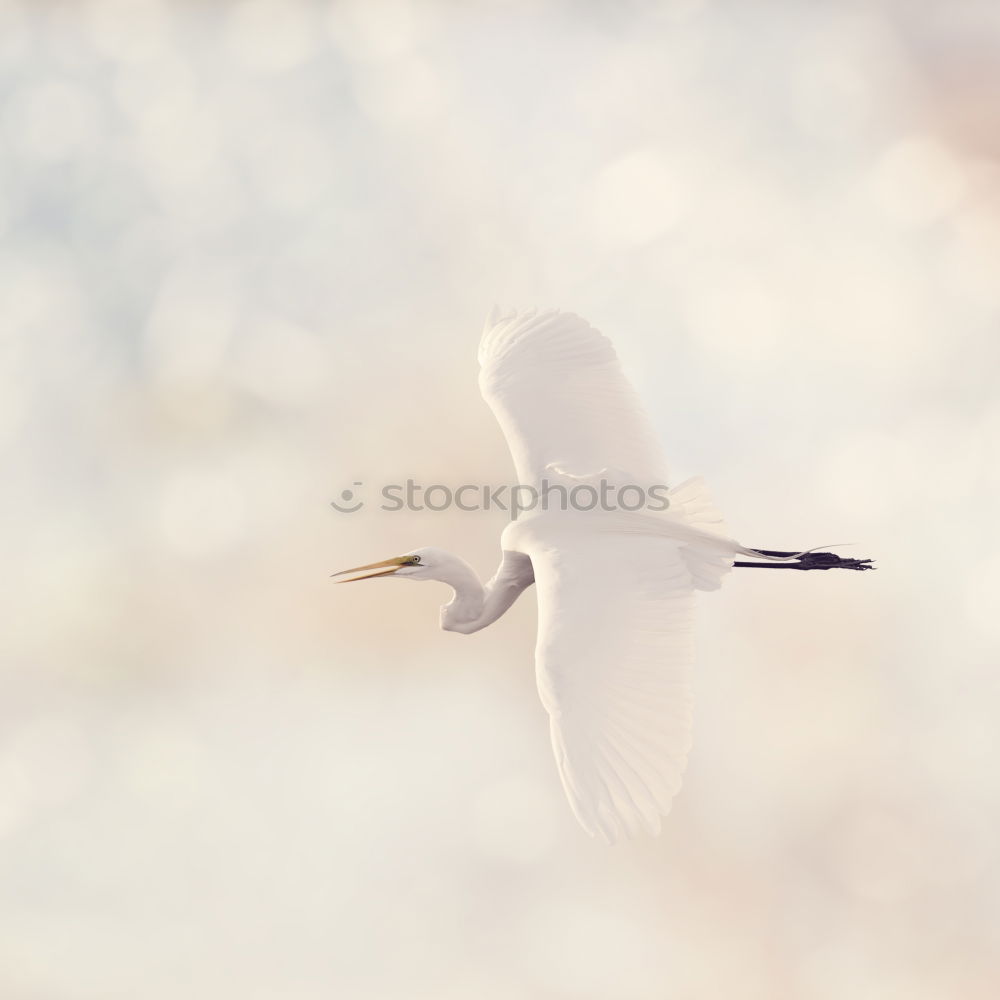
<box><xmin>334</xmin><ymin>308</ymin><xmax>873</xmax><ymax>842</ymax></box>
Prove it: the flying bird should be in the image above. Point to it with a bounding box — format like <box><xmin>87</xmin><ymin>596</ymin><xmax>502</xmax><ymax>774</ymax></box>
<box><xmin>334</xmin><ymin>309</ymin><xmax>872</xmax><ymax>843</ymax></box>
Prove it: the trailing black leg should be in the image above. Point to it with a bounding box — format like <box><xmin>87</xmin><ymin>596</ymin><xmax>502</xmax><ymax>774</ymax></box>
<box><xmin>734</xmin><ymin>549</ymin><xmax>875</xmax><ymax>571</ymax></box>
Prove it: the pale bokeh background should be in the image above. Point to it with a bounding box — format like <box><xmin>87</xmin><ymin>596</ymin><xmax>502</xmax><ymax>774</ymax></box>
<box><xmin>2</xmin><ymin>1</ymin><xmax>999</xmax><ymax>997</ymax></box>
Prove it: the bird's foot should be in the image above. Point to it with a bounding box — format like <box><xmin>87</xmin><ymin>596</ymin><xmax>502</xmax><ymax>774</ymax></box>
<box><xmin>796</xmin><ymin>551</ymin><xmax>875</xmax><ymax>571</ymax></box>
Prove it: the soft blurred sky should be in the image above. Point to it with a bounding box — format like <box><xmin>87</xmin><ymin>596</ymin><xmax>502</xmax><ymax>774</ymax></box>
<box><xmin>2</xmin><ymin>0</ymin><xmax>999</xmax><ymax>997</ymax></box>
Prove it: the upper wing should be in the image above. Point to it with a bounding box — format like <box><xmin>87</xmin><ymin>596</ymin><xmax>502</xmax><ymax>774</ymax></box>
<box><xmin>478</xmin><ymin>309</ymin><xmax>670</xmax><ymax>488</ymax></box>
<box><xmin>526</xmin><ymin>528</ymin><xmax>696</xmax><ymax>843</ymax></box>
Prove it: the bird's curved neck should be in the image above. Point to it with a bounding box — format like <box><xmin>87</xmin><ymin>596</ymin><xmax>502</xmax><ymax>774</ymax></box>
<box><xmin>440</xmin><ymin>560</ymin><xmax>485</xmax><ymax>629</ymax></box>
<box><xmin>435</xmin><ymin>556</ymin><xmax>515</xmax><ymax>635</ymax></box>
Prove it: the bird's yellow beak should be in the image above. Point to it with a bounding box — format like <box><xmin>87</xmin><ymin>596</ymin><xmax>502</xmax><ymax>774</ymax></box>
<box><xmin>331</xmin><ymin>555</ymin><xmax>411</xmax><ymax>583</ymax></box>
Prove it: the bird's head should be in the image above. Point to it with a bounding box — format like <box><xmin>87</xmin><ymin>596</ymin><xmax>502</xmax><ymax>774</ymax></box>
<box><xmin>332</xmin><ymin>546</ymin><xmax>445</xmax><ymax>583</ymax></box>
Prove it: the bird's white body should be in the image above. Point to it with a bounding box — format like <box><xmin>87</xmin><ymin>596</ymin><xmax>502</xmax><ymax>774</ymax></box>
<box><xmin>335</xmin><ymin>309</ymin><xmax>868</xmax><ymax>842</ymax></box>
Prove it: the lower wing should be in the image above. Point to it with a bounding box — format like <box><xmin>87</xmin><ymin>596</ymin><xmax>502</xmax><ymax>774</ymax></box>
<box><xmin>526</xmin><ymin>530</ymin><xmax>697</xmax><ymax>843</ymax></box>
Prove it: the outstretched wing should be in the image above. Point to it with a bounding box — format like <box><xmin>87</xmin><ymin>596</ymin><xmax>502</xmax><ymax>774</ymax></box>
<box><xmin>478</xmin><ymin>308</ymin><xmax>731</xmax><ymax>840</ymax></box>
<box><xmin>527</xmin><ymin>529</ymin><xmax>695</xmax><ymax>843</ymax></box>
<box><xmin>478</xmin><ymin>309</ymin><xmax>670</xmax><ymax>488</ymax></box>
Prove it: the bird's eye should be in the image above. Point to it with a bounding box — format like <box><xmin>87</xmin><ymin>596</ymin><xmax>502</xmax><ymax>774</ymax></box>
<box><xmin>411</xmin><ymin>555</ymin><xmax>421</xmax><ymax>564</ymax></box>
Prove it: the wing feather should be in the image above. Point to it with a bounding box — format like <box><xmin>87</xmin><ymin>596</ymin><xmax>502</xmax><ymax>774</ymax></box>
<box><xmin>479</xmin><ymin>309</ymin><xmax>670</xmax><ymax>488</ymax></box>
<box><xmin>527</xmin><ymin>530</ymin><xmax>695</xmax><ymax>843</ymax></box>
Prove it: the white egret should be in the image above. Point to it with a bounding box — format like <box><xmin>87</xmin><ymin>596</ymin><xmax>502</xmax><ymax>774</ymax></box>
<box><xmin>334</xmin><ymin>309</ymin><xmax>872</xmax><ymax>843</ymax></box>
